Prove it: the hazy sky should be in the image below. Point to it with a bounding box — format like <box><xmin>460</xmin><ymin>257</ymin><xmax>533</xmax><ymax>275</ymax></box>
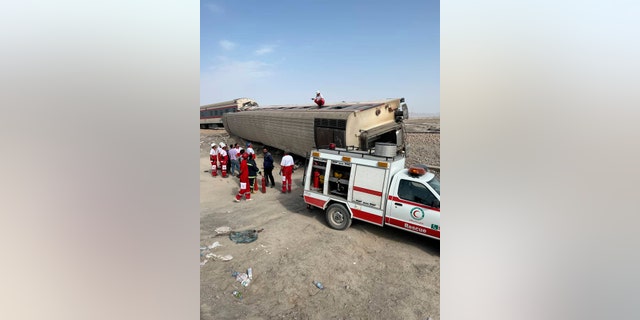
<box><xmin>201</xmin><ymin>0</ymin><xmax>440</xmax><ymax>114</ymax></box>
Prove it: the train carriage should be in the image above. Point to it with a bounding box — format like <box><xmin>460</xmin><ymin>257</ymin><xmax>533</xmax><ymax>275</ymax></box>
<box><xmin>200</xmin><ymin>98</ymin><xmax>258</xmax><ymax>129</ymax></box>
<box><xmin>222</xmin><ymin>98</ymin><xmax>409</xmax><ymax>157</ymax></box>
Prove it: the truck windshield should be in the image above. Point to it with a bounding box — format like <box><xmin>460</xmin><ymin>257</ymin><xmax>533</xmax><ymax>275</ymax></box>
<box><xmin>427</xmin><ymin>177</ymin><xmax>440</xmax><ymax>195</ymax></box>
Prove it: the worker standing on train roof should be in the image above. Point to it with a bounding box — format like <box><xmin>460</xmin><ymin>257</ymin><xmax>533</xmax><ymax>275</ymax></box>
<box><xmin>280</xmin><ymin>151</ymin><xmax>295</xmax><ymax>193</ymax></box>
<box><xmin>312</xmin><ymin>90</ymin><xmax>325</xmax><ymax>107</ymax></box>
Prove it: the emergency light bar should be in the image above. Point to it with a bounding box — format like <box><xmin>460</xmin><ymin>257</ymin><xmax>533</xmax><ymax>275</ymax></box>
<box><xmin>408</xmin><ymin>166</ymin><xmax>427</xmax><ymax>176</ymax></box>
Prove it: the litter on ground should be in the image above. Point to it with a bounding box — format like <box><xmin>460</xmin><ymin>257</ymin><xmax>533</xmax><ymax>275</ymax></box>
<box><xmin>215</xmin><ymin>226</ymin><xmax>232</xmax><ymax>235</ymax></box>
<box><xmin>229</xmin><ymin>228</ymin><xmax>264</xmax><ymax>244</ymax></box>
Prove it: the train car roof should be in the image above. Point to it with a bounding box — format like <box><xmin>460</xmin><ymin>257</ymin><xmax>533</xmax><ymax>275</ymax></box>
<box><xmin>200</xmin><ymin>97</ymin><xmax>255</xmax><ymax>108</ymax></box>
<box><xmin>251</xmin><ymin>98</ymin><xmax>403</xmax><ymax>112</ymax></box>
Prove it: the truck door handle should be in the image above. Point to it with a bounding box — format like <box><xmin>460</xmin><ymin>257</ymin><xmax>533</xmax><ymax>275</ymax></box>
<box><xmin>395</xmin><ymin>202</ymin><xmax>403</xmax><ymax>207</ymax></box>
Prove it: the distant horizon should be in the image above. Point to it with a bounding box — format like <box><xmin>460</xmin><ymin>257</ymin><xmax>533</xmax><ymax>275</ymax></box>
<box><xmin>409</xmin><ymin>112</ymin><xmax>440</xmax><ymax>118</ymax></box>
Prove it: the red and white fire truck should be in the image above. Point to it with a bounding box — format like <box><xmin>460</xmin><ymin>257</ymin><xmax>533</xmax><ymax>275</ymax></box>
<box><xmin>303</xmin><ymin>145</ymin><xmax>440</xmax><ymax>240</ymax></box>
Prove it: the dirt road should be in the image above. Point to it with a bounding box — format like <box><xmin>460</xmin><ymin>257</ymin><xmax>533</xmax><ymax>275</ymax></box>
<box><xmin>200</xmin><ymin>118</ymin><xmax>440</xmax><ymax>320</ymax></box>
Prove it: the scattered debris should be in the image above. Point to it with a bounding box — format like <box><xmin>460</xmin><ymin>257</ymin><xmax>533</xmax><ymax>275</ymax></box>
<box><xmin>232</xmin><ymin>290</ymin><xmax>243</xmax><ymax>299</ymax></box>
<box><xmin>232</xmin><ymin>271</ymin><xmax>251</xmax><ymax>287</ymax></box>
<box><xmin>313</xmin><ymin>280</ymin><xmax>324</xmax><ymax>290</ymax></box>
<box><xmin>208</xmin><ymin>253</ymin><xmax>233</xmax><ymax>261</ymax></box>
<box><xmin>215</xmin><ymin>226</ymin><xmax>232</xmax><ymax>235</ymax></box>
<box><xmin>208</xmin><ymin>241</ymin><xmax>222</xmax><ymax>249</ymax></box>
<box><xmin>200</xmin><ymin>239</ymin><xmax>231</xmax><ymax>267</ymax></box>
<box><xmin>229</xmin><ymin>228</ymin><xmax>264</xmax><ymax>244</ymax></box>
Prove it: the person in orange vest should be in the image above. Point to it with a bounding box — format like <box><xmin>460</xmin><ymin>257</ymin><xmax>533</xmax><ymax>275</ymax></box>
<box><xmin>280</xmin><ymin>151</ymin><xmax>295</xmax><ymax>193</ymax></box>
<box><xmin>312</xmin><ymin>90</ymin><xmax>325</xmax><ymax>107</ymax></box>
<box><xmin>234</xmin><ymin>151</ymin><xmax>252</xmax><ymax>202</ymax></box>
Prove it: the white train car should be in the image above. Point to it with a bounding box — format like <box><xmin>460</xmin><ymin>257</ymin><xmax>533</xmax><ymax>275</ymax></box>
<box><xmin>200</xmin><ymin>98</ymin><xmax>258</xmax><ymax>129</ymax></box>
<box><xmin>222</xmin><ymin>98</ymin><xmax>409</xmax><ymax>157</ymax></box>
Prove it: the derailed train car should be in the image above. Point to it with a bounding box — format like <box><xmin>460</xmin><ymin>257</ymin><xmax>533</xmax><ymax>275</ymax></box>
<box><xmin>222</xmin><ymin>98</ymin><xmax>409</xmax><ymax>157</ymax></box>
<box><xmin>200</xmin><ymin>98</ymin><xmax>258</xmax><ymax>129</ymax></box>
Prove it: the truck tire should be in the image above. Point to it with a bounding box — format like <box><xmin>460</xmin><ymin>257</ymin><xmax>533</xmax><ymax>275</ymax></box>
<box><xmin>325</xmin><ymin>203</ymin><xmax>352</xmax><ymax>230</ymax></box>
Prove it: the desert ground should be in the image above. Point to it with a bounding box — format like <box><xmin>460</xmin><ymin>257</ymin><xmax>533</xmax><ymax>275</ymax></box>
<box><xmin>200</xmin><ymin>117</ymin><xmax>440</xmax><ymax>320</ymax></box>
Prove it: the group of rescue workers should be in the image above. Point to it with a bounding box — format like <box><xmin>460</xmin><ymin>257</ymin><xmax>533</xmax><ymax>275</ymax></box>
<box><xmin>209</xmin><ymin>142</ymin><xmax>296</xmax><ymax>202</ymax></box>
<box><xmin>207</xmin><ymin>90</ymin><xmax>323</xmax><ymax>201</ymax></box>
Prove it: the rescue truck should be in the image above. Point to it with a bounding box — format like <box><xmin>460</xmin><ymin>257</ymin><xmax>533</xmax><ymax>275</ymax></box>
<box><xmin>303</xmin><ymin>143</ymin><xmax>440</xmax><ymax>240</ymax></box>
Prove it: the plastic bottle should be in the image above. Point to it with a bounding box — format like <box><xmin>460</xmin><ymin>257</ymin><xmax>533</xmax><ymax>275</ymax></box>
<box><xmin>247</xmin><ymin>268</ymin><xmax>253</xmax><ymax>280</ymax></box>
<box><xmin>313</xmin><ymin>280</ymin><xmax>324</xmax><ymax>290</ymax></box>
<box><xmin>236</xmin><ymin>273</ymin><xmax>248</xmax><ymax>282</ymax></box>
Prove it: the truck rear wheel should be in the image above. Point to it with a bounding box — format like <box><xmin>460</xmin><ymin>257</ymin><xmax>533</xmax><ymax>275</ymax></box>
<box><xmin>326</xmin><ymin>203</ymin><xmax>352</xmax><ymax>230</ymax></box>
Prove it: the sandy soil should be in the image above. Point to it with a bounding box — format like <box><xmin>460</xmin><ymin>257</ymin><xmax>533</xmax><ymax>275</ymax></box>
<box><xmin>200</xmin><ymin>118</ymin><xmax>440</xmax><ymax>320</ymax></box>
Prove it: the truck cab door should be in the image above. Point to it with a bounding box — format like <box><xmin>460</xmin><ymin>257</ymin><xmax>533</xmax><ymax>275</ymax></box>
<box><xmin>386</xmin><ymin>178</ymin><xmax>440</xmax><ymax>239</ymax></box>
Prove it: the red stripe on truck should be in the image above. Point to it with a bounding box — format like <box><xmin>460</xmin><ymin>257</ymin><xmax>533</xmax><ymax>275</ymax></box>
<box><xmin>351</xmin><ymin>208</ymin><xmax>383</xmax><ymax>225</ymax></box>
<box><xmin>353</xmin><ymin>186</ymin><xmax>383</xmax><ymax>197</ymax></box>
<box><xmin>386</xmin><ymin>217</ymin><xmax>440</xmax><ymax>239</ymax></box>
<box><xmin>304</xmin><ymin>195</ymin><xmax>326</xmax><ymax>208</ymax></box>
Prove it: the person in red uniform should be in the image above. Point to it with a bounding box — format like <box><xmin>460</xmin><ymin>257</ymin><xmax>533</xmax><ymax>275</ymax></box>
<box><xmin>209</xmin><ymin>144</ymin><xmax>219</xmax><ymax>176</ymax></box>
<box><xmin>234</xmin><ymin>151</ymin><xmax>252</xmax><ymax>202</ymax></box>
<box><xmin>312</xmin><ymin>90</ymin><xmax>325</xmax><ymax>107</ymax></box>
<box><xmin>218</xmin><ymin>142</ymin><xmax>228</xmax><ymax>177</ymax></box>
<box><xmin>280</xmin><ymin>151</ymin><xmax>295</xmax><ymax>193</ymax></box>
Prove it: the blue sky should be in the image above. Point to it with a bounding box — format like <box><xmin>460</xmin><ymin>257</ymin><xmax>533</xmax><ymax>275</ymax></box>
<box><xmin>201</xmin><ymin>0</ymin><xmax>439</xmax><ymax>114</ymax></box>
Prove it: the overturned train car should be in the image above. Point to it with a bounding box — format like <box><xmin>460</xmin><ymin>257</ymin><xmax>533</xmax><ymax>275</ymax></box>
<box><xmin>222</xmin><ymin>98</ymin><xmax>409</xmax><ymax>157</ymax></box>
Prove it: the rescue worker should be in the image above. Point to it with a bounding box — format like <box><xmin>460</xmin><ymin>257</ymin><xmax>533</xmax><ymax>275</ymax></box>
<box><xmin>280</xmin><ymin>151</ymin><xmax>295</xmax><ymax>193</ymax></box>
<box><xmin>247</xmin><ymin>154</ymin><xmax>259</xmax><ymax>193</ymax></box>
<box><xmin>209</xmin><ymin>144</ymin><xmax>219</xmax><ymax>176</ymax></box>
<box><xmin>234</xmin><ymin>151</ymin><xmax>251</xmax><ymax>202</ymax></box>
<box><xmin>312</xmin><ymin>90</ymin><xmax>325</xmax><ymax>107</ymax></box>
<box><xmin>263</xmin><ymin>147</ymin><xmax>275</xmax><ymax>188</ymax></box>
<box><xmin>218</xmin><ymin>142</ymin><xmax>228</xmax><ymax>177</ymax></box>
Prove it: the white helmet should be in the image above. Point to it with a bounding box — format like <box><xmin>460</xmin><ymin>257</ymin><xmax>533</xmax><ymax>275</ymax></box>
<box><xmin>211</xmin><ymin>143</ymin><xmax>216</xmax><ymax>147</ymax></box>
<box><xmin>316</xmin><ymin>90</ymin><xmax>320</xmax><ymax>94</ymax></box>
<box><xmin>219</xmin><ymin>142</ymin><xmax>226</xmax><ymax>148</ymax></box>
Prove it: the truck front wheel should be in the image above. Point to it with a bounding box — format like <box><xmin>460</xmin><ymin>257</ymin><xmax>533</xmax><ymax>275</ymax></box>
<box><xmin>326</xmin><ymin>203</ymin><xmax>352</xmax><ymax>230</ymax></box>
